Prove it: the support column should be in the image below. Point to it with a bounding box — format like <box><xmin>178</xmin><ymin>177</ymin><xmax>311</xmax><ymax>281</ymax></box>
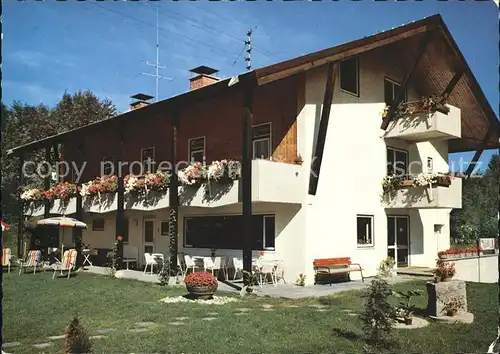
<box><xmin>17</xmin><ymin>154</ymin><xmax>25</xmax><ymax>259</ymax></box>
<box><xmin>242</xmin><ymin>86</ymin><xmax>254</xmax><ymax>282</ymax></box>
<box><xmin>115</xmin><ymin>132</ymin><xmax>125</xmax><ymax>269</ymax></box>
<box><xmin>43</xmin><ymin>146</ymin><xmax>51</xmax><ymax>260</ymax></box>
<box><xmin>168</xmin><ymin>110</ymin><xmax>180</xmax><ymax>276</ymax></box>
<box><xmin>74</xmin><ymin>140</ymin><xmax>84</xmax><ymax>268</ymax></box>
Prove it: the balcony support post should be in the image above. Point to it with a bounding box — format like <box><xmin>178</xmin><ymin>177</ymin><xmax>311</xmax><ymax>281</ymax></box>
<box><xmin>168</xmin><ymin>110</ymin><xmax>180</xmax><ymax>276</ymax></box>
<box><xmin>381</xmin><ymin>32</ymin><xmax>434</xmax><ymax>130</ymax></box>
<box><xmin>115</xmin><ymin>129</ymin><xmax>125</xmax><ymax>270</ymax></box>
<box><xmin>242</xmin><ymin>85</ymin><xmax>254</xmax><ymax>284</ymax></box>
<box><xmin>74</xmin><ymin>140</ymin><xmax>84</xmax><ymax>268</ymax></box>
<box><xmin>17</xmin><ymin>153</ymin><xmax>25</xmax><ymax>259</ymax></box>
<box><xmin>440</xmin><ymin>70</ymin><xmax>463</xmax><ymax>98</ymax></box>
<box><xmin>464</xmin><ymin>126</ymin><xmax>495</xmax><ymax>177</ymax></box>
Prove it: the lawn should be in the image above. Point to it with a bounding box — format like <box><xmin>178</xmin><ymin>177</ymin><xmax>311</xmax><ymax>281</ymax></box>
<box><xmin>2</xmin><ymin>271</ymin><xmax>498</xmax><ymax>353</ymax></box>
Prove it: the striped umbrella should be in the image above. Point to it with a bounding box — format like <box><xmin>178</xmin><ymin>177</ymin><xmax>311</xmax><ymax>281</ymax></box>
<box><xmin>1</xmin><ymin>221</ymin><xmax>10</xmax><ymax>232</ymax></box>
<box><xmin>37</xmin><ymin>216</ymin><xmax>87</xmax><ymax>229</ymax></box>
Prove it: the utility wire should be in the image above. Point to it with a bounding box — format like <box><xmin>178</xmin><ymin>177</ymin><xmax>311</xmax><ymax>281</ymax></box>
<box><xmin>232</xmin><ymin>44</ymin><xmax>246</xmax><ymax>66</ymax></box>
<box><xmin>86</xmin><ymin>1</ymin><xmax>234</xmax><ymax>57</ymax></box>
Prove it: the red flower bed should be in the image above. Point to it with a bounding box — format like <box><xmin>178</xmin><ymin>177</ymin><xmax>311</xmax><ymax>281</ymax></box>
<box><xmin>184</xmin><ymin>272</ymin><xmax>217</xmax><ymax>287</ymax></box>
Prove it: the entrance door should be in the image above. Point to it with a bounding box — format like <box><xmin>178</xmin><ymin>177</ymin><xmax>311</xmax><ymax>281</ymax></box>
<box><xmin>387</xmin><ymin>216</ymin><xmax>409</xmax><ymax>267</ymax></box>
<box><xmin>143</xmin><ymin>219</ymin><xmax>156</xmax><ymax>255</ymax></box>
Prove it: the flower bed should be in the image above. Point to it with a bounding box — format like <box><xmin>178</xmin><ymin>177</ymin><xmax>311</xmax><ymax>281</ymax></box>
<box><xmin>438</xmin><ymin>247</ymin><xmax>483</xmax><ymax>259</ymax></box>
<box><xmin>382</xmin><ymin>172</ymin><xmax>453</xmax><ymax>194</ymax></box>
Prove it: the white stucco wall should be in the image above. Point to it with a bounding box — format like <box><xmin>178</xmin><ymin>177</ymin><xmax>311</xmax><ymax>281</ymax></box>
<box><xmin>297</xmin><ymin>48</ymin><xmax>458</xmax><ymax>284</ymax></box>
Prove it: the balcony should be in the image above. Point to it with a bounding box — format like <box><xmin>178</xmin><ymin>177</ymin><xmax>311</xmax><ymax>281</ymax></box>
<box><xmin>382</xmin><ymin>175</ymin><xmax>462</xmax><ymax>209</ymax></box>
<box><xmin>384</xmin><ymin>104</ymin><xmax>461</xmax><ymax>141</ymax></box>
<box><xmin>22</xmin><ymin>160</ymin><xmax>305</xmax><ymax>216</ymax></box>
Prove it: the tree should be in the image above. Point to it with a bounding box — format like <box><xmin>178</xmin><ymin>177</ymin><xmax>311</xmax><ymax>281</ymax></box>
<box><xmin>1</xmin><ymin>91</ymin><xmax>116</xmax><ymax>252</ymax></box>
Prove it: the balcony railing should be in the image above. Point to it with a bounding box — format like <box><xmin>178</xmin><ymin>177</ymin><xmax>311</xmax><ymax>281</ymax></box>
<box><xmin>381</xmin><ymin>173</ymin><xmax>462</xmax><ymax>209</ymax></box>
<box><xmin>22</xmin><ymin>159</ymin><xmax>304</xmax><ymax>216</ymax></box>
<box><xmin>384</xmin><ymin>102</ymin><xmax>461</xmax><ymax>141</ymax></box>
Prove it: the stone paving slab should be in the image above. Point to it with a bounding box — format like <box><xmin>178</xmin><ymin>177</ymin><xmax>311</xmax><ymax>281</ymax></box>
<box><xmin>168</xmin><ymin>322</ymin><xmax>185</xmax><ymax>326</ymax></box>
<box><xmin>32</xmin><ymin>343</ymin><xmax>53</xmax><ymax>349</ymax></box>
<box><xmin>262</xmin><ymin>308</ymin><xmax>276</xmax><ymax>312</ymax></box>
<box><xmin>235</xmin><ymin>312</ymin><xmax>248</xmax><ymax>316</ymax></box>
<box><xmin>206</xmin><ymin>312</ymin><xmax>219</xmax><ymax>316</ymax></box>
<box><xmin>202</xmin><ymin>317</ymin><xmax>218</xmax><ymax>321</ymax></box>
<box><xmin>174</xmin><ymin>317</ymin><xmax>190</xmax><ymax>321</ymax></box>
<box><xmin>128</xmin><ymin>328</ymin><xmax>150</xmax><ymax>333</ymax></box>
<box><xmin>47</xmin><ymin>335</ymin><xmax>66</xmax><ymax>340</ymax></box>
<box><xmin>89</xmin><ymin>335</ymin><xmax>107</xmax><ymax>340</ymax></box>
<box><xmin>262</xmin><ymin>304</ymin><xmax>274</xmax><ymax>309</ymax></box>
<box><xmin>348</xmin><ymin>313</ymin><xmax>359</xmax><ymax>317</ymax></box>
<box><xmin>2</xmin><ymin>342</ymin><xmax>21</xmax><ymax>349</ymax></box>
<box><xmin>315</xmin><ymin>309</ymin><xmax>329</xmax><ymax>312</ymax></box>
<box><xmin>235</xmin><ymin>308</ymin><xmax>251</xmax><ymax>312</ymax></box>
<box><xmin>135</xmin><ymin>321</ymin><xmax>156</xmax><ymax>327</ymax></box>
<box><xmin>340</xmin><ymin>309</ymin><xmax>353</xmax><ymax>313</ymax></box>
<box><xmin>394</xmin><ymin>317</ymin><xmax>430</xmax><ymax>329</ymax></box>
<box><xmin>96</xmin><ymin>328</ymin><xmax>116</xmax><ymax>334</ymax></box>
<box><xmin>308</xmin><ymin>304</ymin><xmax>327</xmax><ymax>309</ymax></box>
<box><xmin>283</xmin><ymin>304</ymin><xmax>299</xmax><ymax>308</ymax></box>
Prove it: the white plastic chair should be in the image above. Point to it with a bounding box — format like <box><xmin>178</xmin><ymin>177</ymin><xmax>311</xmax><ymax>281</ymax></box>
<box><xmin>184</xmin><ymin>255</ymin><xmax>202</xmax><ymax>274</ymax></box>
<box><xmin>257</xmin><ymin>260</ymin><xmax>276</xmax><ymax>287</ymax></box>
<box><xmin>177</xmin><ymin>254</ymin><xmax>187</xmax><ymax>277</ymax></box>
<box><xmin>203</xmin><ymin>256</ymin><xmax>221</xmax><ymax>277</ymax></box>
<box><xmin>232</xmin><ymin>257</ymin><xmax>243</xmax><ymax>281</ymax></box>
<box><xmin>272</xmin><ymin>260</ymin><xmax>287</xmax><ymax>284</ymax></box>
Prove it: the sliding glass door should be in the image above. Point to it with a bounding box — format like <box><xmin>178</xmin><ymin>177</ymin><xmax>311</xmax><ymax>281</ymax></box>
<box><xmin>387</xmin><ymin>216</ymin><xmax>409</xmax><ymax>267</ymax></box>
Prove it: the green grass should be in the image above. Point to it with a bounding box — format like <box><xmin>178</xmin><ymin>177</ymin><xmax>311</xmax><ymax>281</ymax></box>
<box><xmin>3</xmin><ymin>271</ymin><xmax>498</xmax><ymax>353</ymax></box>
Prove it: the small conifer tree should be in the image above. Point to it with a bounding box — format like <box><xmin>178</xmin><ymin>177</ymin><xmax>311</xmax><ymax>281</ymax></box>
<box><xmin>64</xmin><ymin>315</ymin><xmax>92</xmax><ymax>354</ymax></box>
<box><xmin>361</xmin><ymin>276</ymin><xmax>395</xmax><ymax>346</ymax></box>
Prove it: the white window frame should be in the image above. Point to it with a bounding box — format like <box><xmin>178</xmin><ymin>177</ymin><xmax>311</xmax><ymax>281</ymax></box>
<box><xmin>141</xmin><ymin>146</ymin><xmax>155</xmax><ymax>172</ymax></box>
<box><xmin>339</xmin><ymin>57</ymin><xmax>359</xmax><ymax>97</ymax></box>
<box><xmin>427</xmin><ymin>157</ymin><xmax>433</xmax><ymax>173</ymax></box>
<box><xmin>188</xmin><ymin>136</ymin><xmax>206</xmax><ymax>163</ymax></box>
<box><xmin>101</xmin><ymin>155</ymin><xmax>114</xmax><ymax>176</ymax></box>
<box><xmin>356</xmin><ymin>214</ymin><xmax>374</xmax><ymax>248</ymax></box>
<box><xmin>386</xmin><ymin>146</ymin><xmax>409</xmax><ymax>177</ymax></box>
<box><xmin>252</xmin><ymin>122</ymin><xmax>272</xmax><ymax>160</ymax></box>
<box><xmin>384</xmin><ymin>77</ymin><xmax>407</xmax><ymax>104</ymax></box>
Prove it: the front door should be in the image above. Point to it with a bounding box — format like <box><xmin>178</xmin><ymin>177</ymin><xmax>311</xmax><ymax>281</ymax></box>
<box><xmin>387</xmin><ymin>216</ymin><xmax>409</xmax><ymax>267</ymax></box>
<box><xmin>143</xmin><ymin>219</ymin><xmax>156</xmax><ymax>255</ymax></box>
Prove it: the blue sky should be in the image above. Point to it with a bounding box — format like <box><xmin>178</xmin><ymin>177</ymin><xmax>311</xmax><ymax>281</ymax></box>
<box><xmin>3</xmin><ymin>0</ymin><xmax>499</xmax><ymax>171</ymax></box>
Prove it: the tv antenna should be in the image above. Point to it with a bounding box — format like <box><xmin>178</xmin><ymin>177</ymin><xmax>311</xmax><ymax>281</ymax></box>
<box><xmin>141</xmin><ymin>3</ymin><xmax>173</xmax><ymax>102</ymax></box>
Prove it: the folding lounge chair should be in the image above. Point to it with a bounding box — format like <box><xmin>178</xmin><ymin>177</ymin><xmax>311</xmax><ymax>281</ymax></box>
<box><xmin>52</xmin><ymin>249</ymin><xmax>77</xmax><ymax>279</ymax></box>
<box><xmin>2</xmin><ymin>248</ymin><xmax>12</xmax><ymax>273</ymax></box>
<box><xmin>18</xmin><ymin>250</ymin><xmax>41</xmax><ymax>275</ymax></box>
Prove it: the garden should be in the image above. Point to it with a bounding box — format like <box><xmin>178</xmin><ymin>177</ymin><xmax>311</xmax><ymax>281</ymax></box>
<box><xmin>2</xmin><ymin>270</ymin><xmax>498</xmax><ymax>353</ymax></box>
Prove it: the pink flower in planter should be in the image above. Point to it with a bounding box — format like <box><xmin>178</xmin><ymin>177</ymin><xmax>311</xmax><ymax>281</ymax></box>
<box><xmin>117</xmin><ymin>236</ymin><xmax>123</xmax><ymax>242</ymax></box>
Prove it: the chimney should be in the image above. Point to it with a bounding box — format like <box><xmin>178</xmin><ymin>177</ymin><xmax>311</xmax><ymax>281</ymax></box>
<box><xmin>189</xmin><ymin>66</ymin><xmax>219</xmax><ymax>90</ymax></box>
<box><xmin>129</xmin><ymin>93</ymin><xmax>154</xmax><ymax>111</ymax></box>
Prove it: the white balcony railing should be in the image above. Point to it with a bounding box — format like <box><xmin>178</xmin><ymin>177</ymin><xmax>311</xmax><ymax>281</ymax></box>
<box><xmin>384</xmin><ymin>104</ymin><xmax>461</xmax><ymax>141</ymax></box>
<box><xmin>382</xmin><ymin>177</ymin><xmax>462</xmax><ymax>209</ymax></box>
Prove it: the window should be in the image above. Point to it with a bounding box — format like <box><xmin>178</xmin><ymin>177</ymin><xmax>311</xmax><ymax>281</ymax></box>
<box><xmin>92</xmin><ymin>218</ymin><xmax>105</xmax><ymax>231</ymax></box>
<box><xmin>252</xmin><ymin>123</ymin><xmax>271</xmax><ymax>159</ymax></box>
<box><xmin>161</xmin><ymin>221</ymin><xmax>169</xmax><ymax>236</ymax></box>
<box><xmin>386</xmin><ymin>147</ymin><xmax>408</xmax><ymax>177</ymax></box>
<box><xmin>121</xmin><ymin>218</ymin><xmax>129</xmax><ymax>243</ymax></box>
<box><xmin>188</xmin><ymin>137</ymin><xmax>205</xmax><ymax>163</ymax></box>
<box><xmin>384</xmin><ymin>78</ymin><xmax>407</xmax><ymax>106</ymax></box>
<box><xmin>184</xmin><ymin>214</ymin><xmax>275</xmax><ymax>250</ymax></box>
<box><xmin>141</xmin><ymin>147</ymin><xmax>155</xmax><ymax>173</ymax></box>
<box><xmin>427</xmin><ymin>157</ymin><xmax>433</xmax><ymax>173</ymax></box>
<box><xmin>340</xmin><ymin>57</ymin><xmax>359</xmax><ymax>96</ymax></box>
<box><xmin>101</xmin><ymin>156</ymin><xmax>114</xmax><ymax>176</ymax></box>
<box><xmin>357</xmin><ymin>215</ymin><xmax>374</xmax><ymax>247</ymax></box>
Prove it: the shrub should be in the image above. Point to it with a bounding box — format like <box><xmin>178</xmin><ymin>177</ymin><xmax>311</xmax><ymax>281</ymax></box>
<box><xmin>378</xmin><ymin>257</ymin><xmax>395</xmax><ymax>277</ymax></box>
<box><xmin>184</xmin><ymin>272</ymin><xmax>217</xmax><ymax>287</ymax></box>
<box><xmin>64</xmin><ymin>315</ymin><xmax>92</xmax><ymax>354</ymax></box>
<box><xmin>361</xmin><ymin>277</ymin><xmax>395</xmax><ymax>346</ymax></box>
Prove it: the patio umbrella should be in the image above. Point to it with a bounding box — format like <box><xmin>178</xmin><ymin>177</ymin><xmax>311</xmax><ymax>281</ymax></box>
<box><xmin>1</xmin><ymin>221</ymin><xmax>10</xmax><ymax>232</ymax></box>
<box><xmin>37</xmin><ymin>216</ymin><xmax>87</xmax><ymax>260</ymax></box>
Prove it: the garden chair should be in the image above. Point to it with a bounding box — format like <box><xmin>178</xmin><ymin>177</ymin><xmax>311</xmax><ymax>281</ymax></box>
<box><xmin>52</xmin><ymin>249</ymin><xmax>77</xmax><ymax>279</ymax></box>
<box><xmin>232</xmin><ymin>257</ymin><xmax>243</xmax><ymax>281</ymax></box>
<box><xmin>184</xmin><ymin>255</ymin><xmax>203</xmax><ymax>274</ymax></box>
<box><xmin>18</xmin><ymin>250</ymin><xmax>42</xmax><ymax>275</ymax></box>
<box><xmin>255</xmin><ymin>259</ymin><xmax>276</xmax><ymax>287</ymax></box>
<box><xmin>177</xmin><ymin>254</ymin><xmax>187</xmax><ymax>277</ymax></box>
<box><xmin>2</xmin><ymin>248</ymin><xmax>12</xmax><ymax>273</ymax></box>
<box><xmin>203</xmin><ymin>256</ymin><xmax>222</xmax><ymax>277</ymax></box>
<box><xmin>143</xmin><ymin>253</ymin><xmax>164</xmax><ymax>275</ymax></box>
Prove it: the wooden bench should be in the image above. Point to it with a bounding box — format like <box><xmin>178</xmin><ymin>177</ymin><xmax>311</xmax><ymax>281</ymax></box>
<box><xmin>313</xmin><ymin>257</ymin><xmax>364</xmax><ymax>285</ymax></box>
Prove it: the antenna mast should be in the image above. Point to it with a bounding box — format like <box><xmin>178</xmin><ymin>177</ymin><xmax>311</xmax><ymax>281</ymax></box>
<box><xmin>244</xmin><ymin>29</ymin><xmax>252</xmax><ymax>71</ymax></box>
<box><xmin>141</xmin><ymin>4</ymin><xmax>172</xmax><ymax>102</ymax></box>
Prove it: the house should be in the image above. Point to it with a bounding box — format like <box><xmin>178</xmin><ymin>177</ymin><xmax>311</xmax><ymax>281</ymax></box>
<box><xmin>9</xmin><ymin>14</ymin><xmax>499</xmax><ymax>285</ymax></box>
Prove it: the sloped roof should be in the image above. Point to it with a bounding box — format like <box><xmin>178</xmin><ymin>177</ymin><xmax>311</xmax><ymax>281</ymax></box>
<box><xmin>8</xmin><ymin>14</ymin><xmax>499</xmax><ymax>155</ymax></box>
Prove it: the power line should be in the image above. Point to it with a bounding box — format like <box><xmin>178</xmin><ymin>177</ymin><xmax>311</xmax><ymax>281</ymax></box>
<box><xmin>232</xmin><ymin>43</ymin><xmax>246</xmax><ymax>67</ymax></box>
<box><xmin>86</xmin><ymin>1</ymin><xmax>234</xmax><ymax>57</ymax></box>
<box><xmin>245</xmin><ymin>29</ymin><xmax>252</xmax><ymax>71</ymax></box>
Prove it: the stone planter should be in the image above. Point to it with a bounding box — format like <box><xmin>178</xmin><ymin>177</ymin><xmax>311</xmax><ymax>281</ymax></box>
<box><xmin>447</xmin><ymin>309</ymin><xmax>457</xmax><ymax>317</ymax></box>
<box><xmin>185</xmin><ymin>283</ymin><xmax>218</xmax><ymax>300</ymax></box>
<box><xmin>404</xmin><ymin>317</ymin><xmax>413</xmax><ymax>325</ymax></box>
<box><xmin>442</xmin><ymin>277</ymin><xmax>453</xmax><ymax>282</ymax></box>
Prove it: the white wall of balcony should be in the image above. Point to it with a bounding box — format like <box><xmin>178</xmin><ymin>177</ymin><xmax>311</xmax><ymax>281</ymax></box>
<box><xmin>384</xmin><ymin>104</ymin><xmax>461</xmax><ymax>141</ymax></box>
<box><xmin>383</xmin><ymin>178</ymin><xmax>462</xmax><ymax>209</ymax></box>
